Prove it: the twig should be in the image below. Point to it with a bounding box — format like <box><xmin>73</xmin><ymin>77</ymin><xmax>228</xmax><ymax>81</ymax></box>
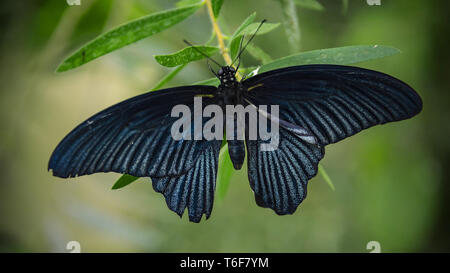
<box><xmin>205</xmin><ymin>0</ymin><xmax>242</xmax><ymax>79</ymax></box>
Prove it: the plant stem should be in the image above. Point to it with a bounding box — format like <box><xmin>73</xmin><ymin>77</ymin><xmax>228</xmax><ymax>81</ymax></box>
<box><xmin>205</xmin><ymin>0</ymin><xmax>243</xmax><ymax>80</ymax></box>
<box><xmin>319</xmin><ymin>164</ymin><xmax>335</xmax><ymax>191</ymax></box>
<box><xmin>205</xmin><ymin>0</ymin><xmax>232</xmax><ymax>65</ymax></box>
<box><xmin>278</xmin><ymin>0</ymin><xmax>301</xmax><ymax>52</ymax></box>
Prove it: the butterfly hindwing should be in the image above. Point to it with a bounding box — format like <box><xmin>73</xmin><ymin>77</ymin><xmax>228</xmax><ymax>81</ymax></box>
<box><xmin>243</xmin><ymin>64</ymin><xmax>422</xmax><ymax>146</ymax></box>
<box><xmin>151</xmin><ymin>139</ymin><xmax>221</xmax><ymax>222</ymax></box>
<box><xmin>245</xmin><ymin>124</ymin><xmax>325</xmax><ymax>214</ymax></box>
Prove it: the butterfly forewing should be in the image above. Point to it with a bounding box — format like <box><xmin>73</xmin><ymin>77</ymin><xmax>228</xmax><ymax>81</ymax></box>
<box><xmin>49</xmin><ymin>86</ymin><xmax>218</xmax><ymax>179</ymax></box>
<box><xmin>49</xmin><ymin>85</ymin><xmax>224</xmax><ymax>221</ymax></box>
<box><xmin>243</xmin><ymin>65</ymin><xmax>422</xmax><ymax>146</ymax></box>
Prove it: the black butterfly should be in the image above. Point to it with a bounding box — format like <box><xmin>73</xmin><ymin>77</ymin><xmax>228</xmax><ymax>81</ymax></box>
<box><xmin>49</xmin><ymin>20</ymin><xmax>422</xmax><ymax>222</ymax></box>
<box><xmin>48</xmin><ymin>60</ymin><xmax>422</xmax><ymax>222</ymax></box>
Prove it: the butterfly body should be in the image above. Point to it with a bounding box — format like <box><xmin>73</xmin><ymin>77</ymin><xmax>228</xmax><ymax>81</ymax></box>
<box><xmin>49</xmin><ymin>64</ymin><xmax>422</xmax><ymax>222</ymax></box>
<box><xmin>215</xmin><ymin>66</ymin><xmax>247</xmax><ymax>170</ymax></box>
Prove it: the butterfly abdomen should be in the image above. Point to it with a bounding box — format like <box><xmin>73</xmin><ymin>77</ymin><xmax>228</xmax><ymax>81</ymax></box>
<box><xmin>227</xmin><ymin>116</ymin><xmax>245</xmax><ymax>170</ymax></box>
<box><xmin>227</xmin><ymin>114</ymin><xmax>245</xmax><ymax>170</ymax></box>
<box><xmin>228</xmin><ymin>138</ymin><xmax>245</xmax><ymax>170</ymax></box>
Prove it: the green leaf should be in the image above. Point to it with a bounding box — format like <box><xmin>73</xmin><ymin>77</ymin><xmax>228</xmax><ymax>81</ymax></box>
<box><xmin>152</xmin><ymin>64</ymin><xmax>187</xmax><ymax>90</ymax></box>
<box><xmin>111</xmin><ymin>174</ymin><xmax>140</xmax><ymax>190</ymax></box>
<box><xmin>57</xmin><ymin>4</ymin><xmax>202</xmax><ymax>72</ymax></box>
<box><xmin>230</xmin><ymin>22</ymin><xmax>280</xmax><ymax>60</ymax></box>
<box><xmin>230</xmin><ymin>12</ymin><xmax>256</xmax><ymax>41</ymax></box>
<box><xmin>227</xmin><ymin>13</ymin><xmax>256</xmax><ymax>61</ymax></box>
<box><xmin>216</xmin><ymin>144</ymin><xmax>234</xmax><ymax>200</ymax></box>
<box><xmin>259</xmin><ymin>45</ymin><xmax>401</xmax><ymax>73</ymax></box>
<box><xmin>237</xmin><ymin>22</ymin><xmax>280</xmax><ymax>37</ymax></box>
<box><xmin>211</xmin><ymin>0</ymin><xmax>224</xmax><ymax>18</ymax></box>
<box><xmin>154</xmin><ymin>46</ymin><xmax>219</xmax><ymax>67</ymax></box>
<box><xmin>293</xmin><ymin>0</ymin><xmax>324</xmax><ymax>11</ymax></box>
<box><xmin>176</xmin><ymin>0</ymin><xmax>204</xmax><ymax>7</ymax></box>
<box><xmin>246</xmin><ymin>44</ymin><xmax>273</xmax><ymax>64</ymax></box>
<box><xmin>318</xmin><ymin>164</ymin><xmax>335</xmax><ymax>191</ymax></box>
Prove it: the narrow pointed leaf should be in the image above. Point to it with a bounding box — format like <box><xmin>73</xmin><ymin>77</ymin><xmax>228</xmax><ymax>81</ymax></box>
<box><xmin>154</xmin><ymin>46</ymin><xmax>219</xmax><ymax>67</ymax></box>
<box><xmin>112</xmin><ymin>174</ymin><xmax>140</xmax><ymax>190</ymax></box>
<box><xmin>211</xmin><ymin>0</ymin><xmax>224</xmax><ymax>18</ymax></box>
<box><xmin>152</xmin><ymin>64</ymin><xmax>187</xmax><ymax>90</ymax></box>
<box><xmin>57</xmin><ymin>4</ymin><xmax>201</xmax><ymax>72</ymax></box>
<box><xmin>230</xmin><ymin>12</ymin><xmax>256</xmax><ymax>41</ymax></box>
<box><xmin>230</xmin><ymin>22</ymin><xmax>280</xmax><ymax>60</ymax></box>
<box><xmin>236</xmin><ymin>22</ymin><xmax>280</xmax><ymax>37</ymax></box>
<box><xmin>246</xmin><ymin>44</ymin><xmax>273</xmax><ymax>64</ymax></box>
<box><xmin>318</xmin><ymin>164</ymin><xmax>335</xmax><ymax>191</ymax></box>
<box><xmin>216</xmin><ymin>144</ymin><xmax>234</xmax><ymax>200</ymax></box>
<box><xmin>176</xmin><ymin>0</ymin><xmax>203</xmax><ymax>7</ymax></box>
<box><xmin>259</xmin><ymin>45</ymin><xmax>401</xmax><ymax>73</ymax></box>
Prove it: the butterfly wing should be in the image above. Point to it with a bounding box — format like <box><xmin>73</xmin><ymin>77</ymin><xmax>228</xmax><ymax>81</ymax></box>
<box><xmin>243</xmin><ymin>64</ymin><xmax>422</xmax><ymax>213</ymax></box>
<box><xmin>245</xmin><ymin>124</ymin><xmax>324</xmax><ymax>214</ymax></box>
<box><xmin>49</xmin><ymin>86</ymin><xmax>218</xmax><ymax>178</ymax></box>
<box><xmin>151</xmin><ymin>140</ymin><xmax>221</xmax><ymax>222</ymax></box>
<box><xmin>49</xmin><ymin>85</ymin><xmax>223</xmax><ymax>222</ymax></box>
<box><xmin>243</xmin><ymin>64</ymin><xmax>422</xmax><ymax>146</ymax></box>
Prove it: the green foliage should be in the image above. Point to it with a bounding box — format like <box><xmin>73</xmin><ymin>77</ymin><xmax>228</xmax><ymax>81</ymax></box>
<box><xmin>152</xmin><ymin>64</ymin><xmax>187</xmax><ymax>90</ymax></box>
<box><xmin>155</xmin><ymin>46</ymin><xmax>219</xmax><ymax>67</ymax></box>
<box><xmin>246</xmin><ymin>44</ymin><xmax>273</xmax><ymax>64</ymax></box>
<box><xmin>70</xmin><ymin>0</ymin><xmax>114</xmax><ymax>47</ymax></box>
<box><xmin>318</xmin><ymin>164</ymin><xmax>335</xmax><ymax>191</ymax></box>
<box><xmin>293</xmin><ymin>0</ymin><xmax>324</xmax><ymax>11</ymax></box>
<box><xmin>56</xmin><ymin>4</ymin><xmax>202</xmax><ymax>72</ymax></box>
<box><xmin>29</xmin><ymin>0</ymin><xmax>68</xmax><ymax>48</ymax></box>
<box><xmin>176</xmin><ymin>0</ymin><xmax>204</xmax><ymax>7</ymax></box>
<box><xmin>211</xmin><ymin>0</ymin><xmax>225</xmax><ymax>18</ymax></box>
<box><xmin>59</xmin><ymin>2</ymin><xmax>402</xmax><ymax>195</ymax></box>
<box><xmin>230</xmin><ymin>12</ymin><xmax>257</xmax><ymax>39</ymax></box>
<box><xmin>111</xmin><ymin>174</ymin><xmax>140</xmax><ymax>190</ymax></box>
<box><xmin>259</xmin><ymin>45</ymin><xmax>400</xmax><ymax>73</ymax></box>
<box><xmin>229</xmin><ymin>22</ymin><xmax>280</xmax><ymax>60</ymax></box>
<box><xmin>216</xmin><ymin>144</ymin><xmax>234</xmax><ymax>201</ymax></box>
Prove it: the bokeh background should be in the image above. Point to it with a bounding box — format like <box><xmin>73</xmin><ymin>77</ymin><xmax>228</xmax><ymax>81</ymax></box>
<box><xmin>0</xmin><ymin>0</ymin><xmax>449</xmax><ymax>252</ymax></box>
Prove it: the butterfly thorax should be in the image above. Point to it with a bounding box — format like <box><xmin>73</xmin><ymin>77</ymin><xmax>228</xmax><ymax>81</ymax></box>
<box><xmin>215</xmin><ymin>66</ymin><xmax>245</xmax><ymax>107</ymax></box>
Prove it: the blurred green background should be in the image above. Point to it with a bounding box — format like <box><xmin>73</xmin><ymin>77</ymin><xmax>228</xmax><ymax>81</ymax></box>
<box><xmin>0</xmin><ymin>0</ymin><xmax>449</xmax><ymax>252</ymax></box>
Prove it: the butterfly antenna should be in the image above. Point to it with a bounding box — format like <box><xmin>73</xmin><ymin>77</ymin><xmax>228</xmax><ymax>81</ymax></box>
<box><xmin>183</xmin><ymin>39</ymin><xmax>221</xmax><ymax>67</ymax></box>
<box><xmin>207</xmin><ymin>60</ymin><xmax>219</xmax><ymax>77</ymax></box>
<box><xmin>235</xmin><ymin>34</ymin><xmax>245</xmax><ymax>72</ymax></box>
<box><xmin>232</xmin><ymin>19</ymin><xmax>267</xmax><ymax>67</ymax></box>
